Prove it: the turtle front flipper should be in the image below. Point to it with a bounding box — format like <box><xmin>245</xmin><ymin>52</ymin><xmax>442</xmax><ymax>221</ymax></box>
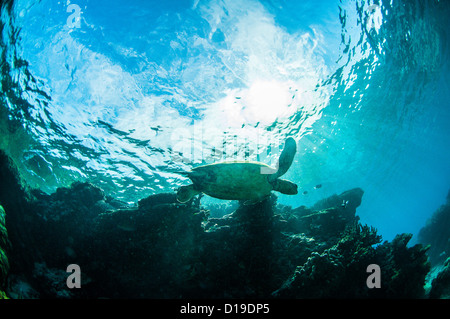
<box><xmin>176</xmin><ymin>185</ymin><xmax>201</xmax><ymax>203</ymax></box>
<box><xmin>269</xmin><ymin>137</ymin><xmax>297</xmax><ymax>182</ymax></box>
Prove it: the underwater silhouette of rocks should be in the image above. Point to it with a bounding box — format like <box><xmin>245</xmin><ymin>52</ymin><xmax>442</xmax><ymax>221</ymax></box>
<box><xmin>0</xmin><ymin>204</ymin><xmax>9</xmax><ymax>298</ymax></box>
<box><xmin>418</xmin><ymin>189</ymin><xmax>450</xmax><ymax>267</ymax></box>
<box><xmin>0</xmin><ymin>149</ymin><xmax>446</xmax><ymax>298</ymax></box>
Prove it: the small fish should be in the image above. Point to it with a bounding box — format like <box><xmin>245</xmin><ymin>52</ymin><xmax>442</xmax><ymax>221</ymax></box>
<box><xmin>150</xmin><ymin>126</ymin><xmax>162</xmax><ymax>132</ymax></box>
<box><xmin>341</xmin><ymin>200</ymin><xmax>349</xmax><ymax>209</ymax></box>
<box><xmin>314</xmin><ymin>184</ymin><xmax>322</xmax><ymax>189</ymax></box>
<box><xmin>302</xmin><ymin>191</ymin><xmax>308</xmax><ymax>195</ymax></box>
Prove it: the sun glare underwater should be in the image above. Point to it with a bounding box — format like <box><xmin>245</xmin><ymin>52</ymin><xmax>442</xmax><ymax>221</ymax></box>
<box><xmin>0</xmin><ymin>0</ymin><xmax>450</xmax><ymax>300</ymax></box>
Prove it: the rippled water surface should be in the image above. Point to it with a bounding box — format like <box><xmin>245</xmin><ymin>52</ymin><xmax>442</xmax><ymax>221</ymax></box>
<box><xmin>1</xmin><ymin>0</ymin><xmax>449</xmax><ymax>240</ymax></box>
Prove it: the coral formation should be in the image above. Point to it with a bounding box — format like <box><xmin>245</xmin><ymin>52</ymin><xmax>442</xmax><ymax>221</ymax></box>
<box><xmin>418</xmin><ymin>189</ymin><xmax>450</xmax><ymax>298</ymax></box>
<box><xmin>0</xmin><ymin>149</ymin><xmax>442</xmax><ymax>298</ymax></box>
<box><xmin>0</xmin><ymin>204</ymin><xmax>10</xmax><ymax>298</ymax></box>
<box><xmin>428</xmin><ymin>257</ymin><xmax>450</xmax><ymax>299</ymax></box>
<box><xmin>274</xmin><ymin>227</ymin><xmax>430</xmax><ymax>298</ymax></box>
<box><xmin>418</xmin><ymin>190</ymin><xmax>450</xmax><ymax>266</ymax></box>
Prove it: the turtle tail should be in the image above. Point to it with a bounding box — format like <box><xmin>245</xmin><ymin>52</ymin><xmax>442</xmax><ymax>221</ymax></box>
<box><xmin>176</xmin><ymin>185</ymin><xmax>200</xmax><ymax>203</ymax></box>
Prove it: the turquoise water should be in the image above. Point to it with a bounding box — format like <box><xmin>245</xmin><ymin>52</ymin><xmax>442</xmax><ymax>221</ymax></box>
<box><xmin>1</xmin><ymin>0</ymin><xmax>449</xmax><ymax>242</ymax></box>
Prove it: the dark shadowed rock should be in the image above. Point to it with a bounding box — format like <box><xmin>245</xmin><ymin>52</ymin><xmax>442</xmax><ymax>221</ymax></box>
<box><xmin>418</xmin><ymin>189</ymin><xmax>450</xmax><ymax>266</ymax></box>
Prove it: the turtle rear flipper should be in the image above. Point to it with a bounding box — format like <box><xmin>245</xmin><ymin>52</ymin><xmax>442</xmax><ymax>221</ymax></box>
<box><xmin>177</xmin><ymin>185</ymin><xmax>201</xmax><ymax>203</ymax></box>
<box><xmin>268</xmin><ymin>137</ymin><xmax>296</xmax><ymax>182</ymax></box>
<box><xmin>272</xmin><ymin>179</ymin><xmax>298</xmax><ymax>195</ymax></box>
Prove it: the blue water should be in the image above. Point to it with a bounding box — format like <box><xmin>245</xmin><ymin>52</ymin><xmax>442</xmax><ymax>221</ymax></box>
<box><xmin>1</xmin><ymin>0</ymin><xmax>449</xmax><ymax>242</ymax></box>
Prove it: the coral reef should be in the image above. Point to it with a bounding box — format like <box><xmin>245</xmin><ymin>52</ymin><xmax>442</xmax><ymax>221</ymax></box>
<box><xmin>0</xmin><ymin>149</ymin><xmax>13</xmax><ymax>297</ymax></box>
<box><xmin>0</xmin><ymin>149</ymin><xmax>34</xmax><ymax>286</ymax></box>
<box><xmin>375</xmin><ymin>233</ymin><xmax>430</xmax><ymax>298</ymax></box>
<box><xmin>418</xmin><ymin>190</ymin><xmax>450</xmax><ymax>266</ymax></box>
<box><xmin>0</xmin><ymin>149</ymin><xmax>440</xmax><ymax>298</ymax></box>
<box><xmin>418</xmin><ymin>189</ymin><xmax>450</xmax><ymax>298</ymax></box>
<box><xmin>0</xmin><ymin>204</ymin><xmax>10</xmax><ymax>298</ymax></box>
<box><xmin>428</xmin><ymin>257</ymin><xmax>450</xmax><ymax>299</ymax></box>
<box><xmin>273</xmin><ymin>227</ymin><xmax>430</xmax><ymax>298</ymax></box>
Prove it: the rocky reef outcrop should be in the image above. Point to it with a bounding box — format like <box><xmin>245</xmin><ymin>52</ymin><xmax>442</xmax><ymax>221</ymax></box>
<box><xmin>0</xmin><ymin>149</ymin><xmax>442</xmax><ymax>298</ymax></box>
<box><xmin>0</xmin><ymin>204</ymin><xmax>9</xmax><ymax>299</ymax></box>
<box><xmin>417</xmin><ymin>189</ymin><xmax>450</xmax><ymax>299</ymax></box>
<box><xmin>428</xmin><ymin>257</ymin><xmax>450</xmax><ymax>299</ymax></box>
<box><xmin>418</xmin><ymin>190</ymin><xmax>450</xmax><ymax>267</ymax></box>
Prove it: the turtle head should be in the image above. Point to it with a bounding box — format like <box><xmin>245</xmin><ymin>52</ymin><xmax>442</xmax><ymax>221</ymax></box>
<box><xmin>176</xmin><ymin>185</ymin><xmax>200</xmax><ymax>203</ymax></box>
<box><xmin>273</xmin><ymin>179</ymin><xmax>298</xmax><ymax>195</ymax></box>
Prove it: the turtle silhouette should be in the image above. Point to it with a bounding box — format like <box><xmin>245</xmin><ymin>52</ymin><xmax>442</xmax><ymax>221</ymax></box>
<box><xmin>176</xmin><ymin>137</ymin><xmax>298</xmax><ymax>203</ymax></box>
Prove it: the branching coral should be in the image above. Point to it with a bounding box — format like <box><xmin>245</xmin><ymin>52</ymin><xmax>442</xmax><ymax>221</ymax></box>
<box><xmin>418</xmin><ymin>190</ymin><xmax>450</xmax><ymax>266</ymax></box>
<box><xmin>375</xmin><ymin>233</ymin><xmax>430</xmax><ymax>298</ymax></box>
<box><xmin>429</xmin><ymin>257</ymin><xmax>450</xmax><ymax>298</ymax></box>
<box><xmin>0</xmin><ymin>204</ymin><xmax>10</xmax><ymax>298</ymax></box>
<box><xmin>273</xmin><ymin>223</ymin><xmax>381</xmax><ymax>298</ymax></box>
<box><xmin>273</xmin><ymin>224</ymin><xmax>430</xmax><ymax>298</ymax></box>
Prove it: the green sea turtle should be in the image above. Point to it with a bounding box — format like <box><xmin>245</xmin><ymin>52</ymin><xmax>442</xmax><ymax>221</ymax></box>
<box><xmin>176</xmin><ymin>137</ymin><xmax>298</xmax><ymax>203</ymax></box>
